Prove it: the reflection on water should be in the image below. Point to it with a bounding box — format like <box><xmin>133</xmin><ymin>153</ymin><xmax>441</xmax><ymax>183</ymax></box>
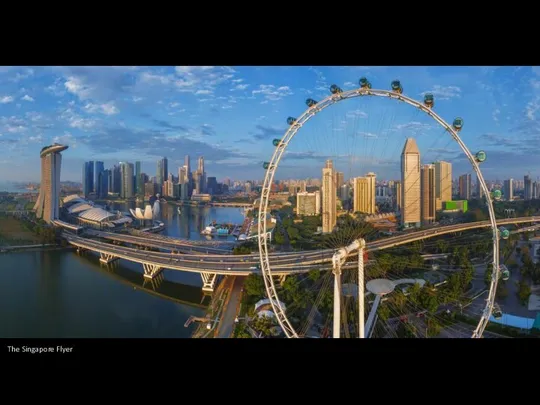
<box><xmin>110</xmin><ymin>202</ymin><xmax>245</xmax><ymax>242</ymax></box>
<box><xmin>0</xmin><ymin>205</ymin><xmax>245</xmax><ymax>338</ymax></box>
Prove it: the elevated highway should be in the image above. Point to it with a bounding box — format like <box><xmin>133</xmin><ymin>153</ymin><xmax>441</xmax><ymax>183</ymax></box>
<box><xmin>64</xmin><ymin>216</ymin><xmax>539</xmax><ymax>292</ymax></box>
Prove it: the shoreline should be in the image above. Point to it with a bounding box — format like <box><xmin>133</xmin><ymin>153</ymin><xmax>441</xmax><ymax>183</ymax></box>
<box><xmin>0</xmin><ymin>245</ymin><xmax>75</xmax><ymax>254</ymax></box>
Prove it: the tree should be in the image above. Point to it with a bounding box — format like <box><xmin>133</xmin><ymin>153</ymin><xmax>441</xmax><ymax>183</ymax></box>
<box><xmin>484</xmin><ymin>263</ymin><xmax>493</xmax><ymax>287</ymax></box>
<box><xmin>273</xmin><ymin>232</ymin><xmax>285</xmax><ymax>245</ymax></box>
<box><xmin>244</xmin><ymin>274</ymin><xmax>265</xmax><ymax>298</ymax></box>
<box><xmin>426</xmin><ymin>317</ymin><xmax>442</xmax><ymax>337</ymax></box>
<box><xmin>251</xmin><ymin>315</ymin><xmax>276</xmax><ymax>337</ymax></box>
<box><xmin>377</xmin><ymin>304</ymin><xmax>390</xmax><ymax>321</ymax></box>
<box><xmin>287</xmin><ymin>226</ymin><xmax>300</xmax><ymax>241</ymax></box>
<box><xmin>517</xmin><ymin>280</ymin><xmax>531</xmax><ymax>305</ymax></box>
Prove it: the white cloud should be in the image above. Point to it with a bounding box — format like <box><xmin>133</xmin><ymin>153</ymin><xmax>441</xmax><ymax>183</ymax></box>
<box><xmin>61</xmin><ymin>108</ymin><xmax>97</xmax><ymax>130</ymax></box>
<box><xmin>64</xmin><ymin>76</ymin><xmax>93</xmax><ymax>99</ymax></box>
<box><xmin>395</xmin><ymin>121</ymin><xmax>432</xmax><ymax>134</ymax></box>
<box><xmin>420</xmin><ymin>85</ymin><xmax>461</xmax><ymax>100</ymax></box>
<box><xmin>195</xmin><ymin>89</ymin><xmax>212</xmax><ymax>95</ymax></box>
<box><xmin>252</xmin><ymin>84</ymin><xmax>293</xmax><ymax>101</ymax></box>
<box><xmin>169</xmin><ymin>102</ymin><xmax>181</xmax><ymax>108</ymax></box>
<box><xmin>84</xmin><ymin>102</ymin><xmax>119</xmax><ymax>115</ymax></box>
<box><xmin>0</xmin><ymin>96</ymin><xmax>14</xmax><ymax>104</ymax></box>
<box><xmin>173</xmin><ymin>66</ymin><xmax>236</xmax><ymax>94</ymax></box>
<box><xmin>53</xmin><ymin>132</ymin><xmax>77</xmax><ymax>147</ymax></box>
<box><xmin>132</xmin><ymin>96</ymin><xmax>144</xmax><ymax>102</ymax></box>
<box><xmin>346</xmin><ymin>109</ymin><xmax>368</xmax><ymax>119</ymax></box>
<box><xmin>21</xmin><ymin>95</ymin><xmax>34</xmax><ymax>102</ymax></box>
<box><xmin>492</xmin><ymin>108</ymin><xmax>500</xmax><ymax>122</ymax></box>
<box><xmin>525</xmin><ymin>98</ymin><xmax>540</xmax><ymax>121</ymax></box>
<box><xmin>232</xmin><ymin>84</ymin><xmax>249</xmax><ymax>91</ymax></box>
<box><xmin>358</xmin><ymin>132</ymin><xmax>378</xmax><ymax>138</ymax></box>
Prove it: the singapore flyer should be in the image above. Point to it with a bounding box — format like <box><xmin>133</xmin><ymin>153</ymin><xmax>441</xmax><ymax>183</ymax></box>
<box><xmin>257</xmin><ymin>78</ymin><xmax>506</xmax><ymax>339</ymax></box>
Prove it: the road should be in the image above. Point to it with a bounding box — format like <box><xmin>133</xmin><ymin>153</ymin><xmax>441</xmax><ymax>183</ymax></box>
<box><xmin>216</xmin><ymin>276</ymin><xmax>245</xmax><ymax>338</ymax></box>
<box><xmin>61</xmin><ymin>215</ymin><xmax>540</xmax><ymax>276</ymax></box>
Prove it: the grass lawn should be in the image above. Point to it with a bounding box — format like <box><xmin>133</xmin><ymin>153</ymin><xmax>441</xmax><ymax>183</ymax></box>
<box><xmin>0</xmin><ymin>216</ymin><xmax>41</xmax><ymax>246</ymax></box>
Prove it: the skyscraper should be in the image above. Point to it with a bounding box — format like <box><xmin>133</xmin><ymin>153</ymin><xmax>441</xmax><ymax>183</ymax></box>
<box><xmin>393</xmin><ymin>181</ymin><xmax>402</xmax><ymax>213</ymax></box>
<box><xmin>459</xmin><ymin>173</ymin><xmax>471</xmax><ymax>200</ymax></box>
<box><xmin>98</xmin><ymin>169</ymin><xmax>110</xmax><ymax>199</ymax></box>
<box><xmin>401</xmin><ymin>138</ymin><xmax>421</xmax><ymax>227</ymax></box>
<box><xmin>353</xmin><ymin>173</ymin><xmax>376</xmax><ymax>215</ymax></box>
<box><xmin>198</xmin><ymin>156</ymin><xmax>206</xmax><ymax>193</ymax></box>
<box><xmin>524</xmin><ymin>175</ymin><xmax>532</xmax><ymax>200</ymax></box>
<box><xmin>434</xmin><ymin>161</ymin><xmax>452</xmax><ymax>210</ymax></box>
<box><xmin>120</xmin><ymin>162</ymin><xmax>134</xmax><ymax>199</ymax></box>
<box><xmin>34</xmin><ymin>144</ymin><xmax>68</xmax><ymax>223</ymax></box>
<box><xmin>156</xmin><ymin>157</ymin><xmax>168</xmax><ymax>186</ymax></box>
<box><xmin>112</xmin><ymin>164</ymin><xmax>121</xmax><ymax>194</ymax></box>
<box><xmin>533</xmin><ymin>181</ymin><xmax>539</xmax><ymax>199</ymax></box>
<box><xmin>421</xmin><ymin>164</ymin><xmax>436</xmax><ymax>225</ymax></box>
<box><xmin>503</xmin><ymin>179</ymin><xmax>513</xmax><ymax>201</ymax></box>
<box><xmin>82</xmin><ymin>161</ymin><xmax>94</xmax><ymax>197</ymax></box>
<box><xmin>296</xmin><ymin>191</ymin><xmax>321</xmax><ymax>216</ymax></box>
<box><xmin>322</xmin><ymin>160</ymin><xmax>336</xmax><ymax>233</ymax></box>
<box><xmin>335</xmin><ymin>172</ymin><xmax>344</xmax><ymax>189</ymax></box>
<box><xmin>476</xmin><ymin>175</ymin><xmax>484</xmax><ymax>199</ymax></box>
<box><xmin>136</xmin><ymin>161</ymin><xmax>142</xmax><ymax>195</ymax></box>
<box><xmin>93</xmin><ymin>161</ymin><xmax>104</xmax><ymax>194</ymax></box>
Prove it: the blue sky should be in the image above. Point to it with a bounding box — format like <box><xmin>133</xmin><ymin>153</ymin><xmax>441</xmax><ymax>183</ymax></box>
<box><xmin>0</xmin><ymin>66</ymin><xmax>538</xmax><ymax>183</ymax></box>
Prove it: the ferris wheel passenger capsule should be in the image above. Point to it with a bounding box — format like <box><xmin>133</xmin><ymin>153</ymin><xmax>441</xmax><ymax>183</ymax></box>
<box><xmin>499</xmin><ymin>227</ymin><xmax>510</xmax><ymax>240</ymax></box>
<box><xmin>501</xmin><ymin>267</ymin><xmax>510</xmax><ymax>281</ymax></box>
<box><xmin>272</xmin><ymin>138</ymin><xmax>282</xmax><ymax>147</ymax></box>
<box><xmin>359</xmin><ymin>77</ymin><xmax>369</xmax><ymax>88</ymax></box>
<box><xmin>475</xmin><ymin>150</ymin><xmax>486</xmax><ymax>163</ymax></box>
<box><xmin>306</xmin><ymin>98</ymin><xmax>318</xmax><ymax>108</ymax></box>
<box><xmin>492</xmin><ymin>307</ymin><xmax>503</xmax><ymax>320</ymax></box>
<box><xmin>287</xmin><ymin>117</ymin><xmax>297</xmax><ymax>125</ymax></box>
<box><xmin>330</xmin><ymin>84</ymin><xmax>342</xmax><ymax>94</ymax></box>
<box><xmin>492</xmin><ymin>189</ymin><xmax>502</xmax><ymax>200</ymax></box>
<box><xmin>452</xmin><ymin>117</ymin><xmax>464</xmax><ymax>131</ymax></box>
<box><xmin>423</xmin><ymin>93</ymin><xmax>434</xmax><ymax>108</ymax></box>
<box><xmin>391</xmin><ymin>80</ymin><xmax>403</xmax><ymax>94</ymax></box>
<box><xmin>263</xmin><ymin>162</ymin><xmax>272</xmax><ymax>170</ymax></box>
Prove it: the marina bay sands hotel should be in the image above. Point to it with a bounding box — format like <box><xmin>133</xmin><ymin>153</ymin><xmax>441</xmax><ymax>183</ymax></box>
<box><xmin>34</xmin><ymin>143</ymin><xmax>69</xmax><ymax>223</ymax></box>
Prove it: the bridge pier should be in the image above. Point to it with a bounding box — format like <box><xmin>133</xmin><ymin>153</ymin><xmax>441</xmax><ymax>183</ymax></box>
<box><xmin>201</xmin><ymin>272</ymin><xmax>217</xmax><ymax>292</ymax></box>
<box><xmin>142</xmin><ymin>263</ymin><xmax>163</xmax><ymax>279</ymax></box>
<box><xmin>76</xmin><ymin>247</ymin><xmax>88</xmax><ymax>254</ymax></box>
<box><xmin>99</xmin><ymin>252</ymin><xmax>119</xmax><ymax>264</ymax></box>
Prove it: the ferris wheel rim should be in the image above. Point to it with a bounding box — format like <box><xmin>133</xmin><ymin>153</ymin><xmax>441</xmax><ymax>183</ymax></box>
<box><xmin>257</xmin><ymin>86</ymin><xmax>500</xmax><ymax>339</ymax></box>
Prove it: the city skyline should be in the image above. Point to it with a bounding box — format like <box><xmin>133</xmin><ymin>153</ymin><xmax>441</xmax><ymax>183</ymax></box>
<box><xmin>0</xmin><ymin>66</ymin><xmax>539</xmax><ymax>182</ymax></box>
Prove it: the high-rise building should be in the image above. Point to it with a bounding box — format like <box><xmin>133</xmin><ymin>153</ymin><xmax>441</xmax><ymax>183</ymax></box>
<box><xmin>335</xmin><ymin>172</ymin><xmax>344</xmax><ymax>189</ymax></box>
<box><xmin>300</xmin><ymin>181</ymin><xmax>307</xmax><ymax>193</ymax></box>
<box><xmin>353</xmin><ymin>173</ymin><xmax>376</xmax><ymax>215</ymax></box>
<box><xmin>401</xmin><ymin>138</ymin><xmax>421</xmax><ymax>227</ymax></box>
<box><xmin>322</xmin><ymin>160</ymin><xmax>336</xmax><ymax>233</ymax></box>
<box><xmin>198</xmin><ymin>156</ymin><xmax>206</xmax><ymax>193</ymax></box>
<box><xmin>421</xmin><ymin>164</ymin><xmax>436</xmax><ymax>225</ymax></box>
<box><xmin>296</xmin><ymin>191</ymin><xmax>321</xmax><ymax>216</ymax></box>
<box><xmin>503</xmin><ymin>179</ymin><xmax>513</xmax><ymax>201</ymax></box>
<box><xmin>112</xmin><ymin>165</ymin><xmax>122</xmax><ymax>194</ymax></box>
<box><xmin>393</xmin><ymin>181</ymin><xmax>402</xmax><ymax>213</ymax></box>
<box><xmin>476</xmin><ymin>175</ymin><xmax>485</xmax><ymax>199</ymax></box>
<box><xmin>156</xmin><ymin>157</ymin><xmax>168</xmax><ymax>186</ymax></box>
<box><xmin>98</xmin><ymin>169</ymin><xmax>110</xmax><ymax>199</ymax></box>
<box><xmin>459</xmin><ymin>174</ymin><xmax>471</xmax><ymax>200</ymax></box>
<box><xmin>532</xmin><ymin>181</ymin><xmax>539</xmax><ymax>199</ymax></box>
<box><xmin>434</xmin><ymin>161</ymin><xmax>452</xmax><ymax>210</ymax></box>
<box><xmin>145</xmin><ymin>182</ymin><xmax>157</xmax><ymax>198</ymax></box>
<box><xmin>208</xmin><ymin>177</ymin><xmax>218</xmax><ymax>195</ymax></box>
<box><xmin>34</xmin><ymin>144</ymin><xmax>68</xmax><ymax>223</ymax></box>
<box><xmin>524</xmin><ymin>175</ymin><xmax>533</xmax><ymax>200</ymax></box>
<box><xmin>93</xmin><ymin>161</ymin><xmax>104</xmax><ymax>194</ymax></box>
<box><xmin>339</xmin><ymin>184</ymin><xmax>350</xmax><ymax>201</ymax></box>
<box><xmin>82</xmin><ymin>161</ymin><xmax>94</xmax><ymax>197</ymax></box>
<box><xmin>135</xmin><ymin>161</ymin><xmax>142</xmax><ymax>195</ymax></box>
<box><xmin>120</xmin><ymin>162</ymin><xmax>134</xmax><ymax>199</ymax></box>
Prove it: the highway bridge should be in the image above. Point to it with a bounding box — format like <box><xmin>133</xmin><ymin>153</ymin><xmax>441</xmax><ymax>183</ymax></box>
<box><xmin>63</xmin><ymin>216</ymin><xmax>539</xmax><ymax>292</ymax></box>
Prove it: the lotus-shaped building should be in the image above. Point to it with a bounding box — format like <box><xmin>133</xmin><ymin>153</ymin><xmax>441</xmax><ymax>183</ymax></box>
<box><xmin>129</xmin><ymin>200</ymin><xmax>160</xmax><ymax>220</ymax></box>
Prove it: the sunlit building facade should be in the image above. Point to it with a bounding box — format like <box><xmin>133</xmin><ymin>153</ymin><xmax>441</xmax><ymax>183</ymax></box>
<box><xmin>34</xmin><ymin>144</ymin><xmax>68</xmax><ymax>224</ymax></box>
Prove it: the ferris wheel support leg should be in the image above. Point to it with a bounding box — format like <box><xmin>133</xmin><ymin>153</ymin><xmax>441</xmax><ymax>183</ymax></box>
<box><xmin>358</xmin><ymin>245</ymin><xmax>365</xmax><ymax>339</ymax></box>
<box><xmin>333</xmin><ymin>262</ymin><xmax>342</xmax><ymax>339</ymax></box>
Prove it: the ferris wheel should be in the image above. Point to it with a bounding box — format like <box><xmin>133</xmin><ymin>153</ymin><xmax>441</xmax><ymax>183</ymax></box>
<box><xmin>257</xmin><ymin>78</ymin><xmax>505</xmax><ymax>339</ymax></box>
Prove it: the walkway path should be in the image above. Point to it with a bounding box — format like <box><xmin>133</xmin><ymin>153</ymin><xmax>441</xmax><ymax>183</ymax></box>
<box><xmin>216</xmin><ymin>276</ymin><xmax>245</xmax><ymax>338</ymax></box>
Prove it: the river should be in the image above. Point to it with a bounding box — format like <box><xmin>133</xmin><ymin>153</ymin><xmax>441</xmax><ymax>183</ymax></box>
<box><xmin>0</xmin><ymin>203</ymin><xmax>245</xmax><ymax>338</ymax></box>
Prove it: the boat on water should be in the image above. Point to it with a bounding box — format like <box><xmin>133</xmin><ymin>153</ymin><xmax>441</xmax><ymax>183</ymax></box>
<box><xmin>177</xmin><ymin>206</ymin><xmax>182</xmax><ymax>214</ymax></box>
